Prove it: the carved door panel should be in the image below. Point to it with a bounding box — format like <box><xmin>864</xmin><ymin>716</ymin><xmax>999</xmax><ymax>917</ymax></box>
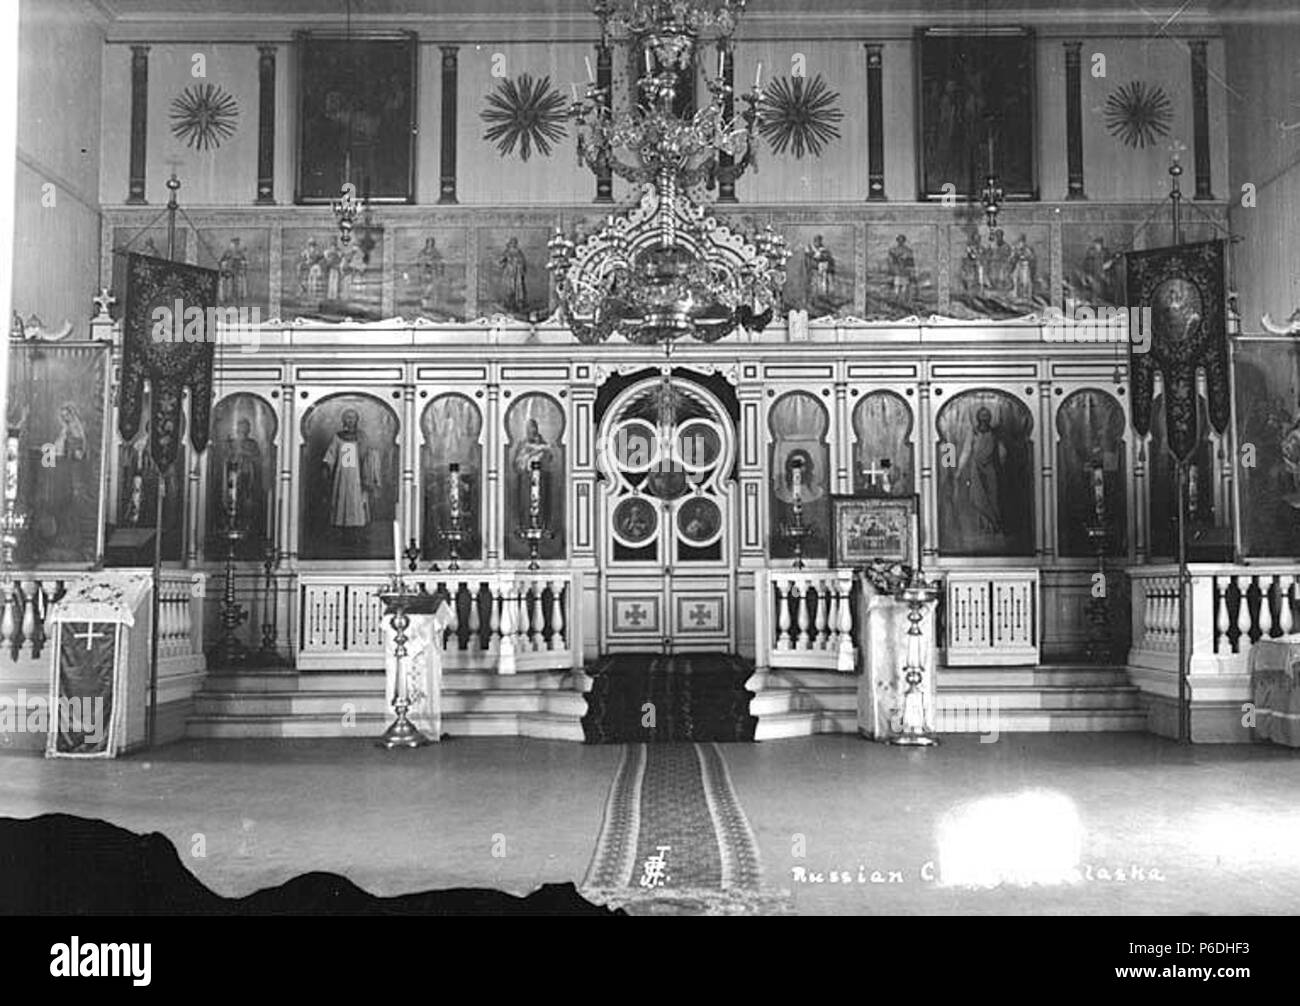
<box><xmin>601</xmin><ymin>377</ymin><xmax>735</xmax><ymax>653</ymax></box>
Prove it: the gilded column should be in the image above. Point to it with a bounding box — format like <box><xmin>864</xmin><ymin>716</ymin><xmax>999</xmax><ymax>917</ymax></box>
<box><xmin>439</xmin><ymin>46</ymin><xmax>459</xmax><ymax>204</ymax></box>
<box><xmin>865</xmin><ymin>44</ymin><xmax>885</xmax><ymax>201</ymax></box>
<box><xmin>128</xmin><ymin>46</ymin><xmax>149</xmax><ymax>203</ymax></box>
<box><xmin>256</xmin><ymin>46</ymin><xmax>277</xmax><ymax>204</ymax></box>
<box><xmin>1063</xmin><ymin>42</ymin><xmax>1085</xmax><ymax>200</ymax></box>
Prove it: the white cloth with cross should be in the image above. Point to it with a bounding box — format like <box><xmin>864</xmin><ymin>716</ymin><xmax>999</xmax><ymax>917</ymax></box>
<box><xmin>381</xmin><ymin>600</ymin><xmax>454</xmax><ymax>741</ymax></box>
<box><xmin>45</xmin><ymin>571</ymin><xmax>154</xmax><ymax>758</ymax></box>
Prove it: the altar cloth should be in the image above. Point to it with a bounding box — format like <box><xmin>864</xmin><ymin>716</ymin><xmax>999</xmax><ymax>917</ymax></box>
<box><xmin>856</xmin><ymin>576</ymin><xmax>938</xmax><ymax>741</ymax></box>
<box><xmin>1249</xmin><ymin>635</ymin><xmax>1300</xmax><ymax>748</ymax></box>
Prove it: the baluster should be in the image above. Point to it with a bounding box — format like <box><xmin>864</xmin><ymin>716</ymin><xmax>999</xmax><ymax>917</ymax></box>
<box><xmin>1215</xmin><ymin>578</ymin><xmax>1231</xmax><ymax>653</ymax></box>
<box><xmin>775</xmin><ymin>579</ymin><xmax>792</xmax><ymax>652</ymax></box>
<box><xmin>498</xmin><ymin>584</ymin><xmax>516</xmax><ymax>673</ymax></box>
<box><xmin>512</xmin><ymin>581</ymin><xmax>525</xmax><ymax>653</ymax></box>
<box><xmin>814</xmin><ymin>581</ymin><xmax>829</xmax><ymax>649</ymax></box>
<box><xmin>489</xmin><ymin>584</ymin><xmax>502</xmax><ymax>654</ymax></box>
<box><xmin>528</xmin><ymin>580</ymin><xmax>541</xmax><ymax>652</ymax></box>
<box><xmin>795</xmin><ymin>581</ymin><xmax>811</xmax><ymax>650</ymax></box>
<box><xmin>446</xmin><ymin>583</ymin><xmax>461</xmax><ymax>651</ymax></box>
<box><xmin>1280</xmin><ymin>575</ymin><xmax>1295</xmax><ymax>636</ymax></box>
<box><xmin>1236</xmin><ymin>575</ymin><xmax>1253</xmax><ymax>652</ymax></box>
<box><xmin>1259</xmin><ymin>575</ymin><xmax>1274</xmax><ymax>640</ymax></box>
<box><xmin>177</xmin><ymin>582</ymin><xmax>194</xmax><ymax>655</ymax></box>
<box><xmin>18</xmin><ymin>580</ymin><xmax>35</xmax><ymax>654</ymax></box>
<box><xmin>836</xmin><ymin>576</ymin><xmax>855</xmax><ymax>671</ymax></box>
<box><xmin>825</xmin><ymin>588</ymin><xmax>840</xmax><ymax>653</ymax></box>
<box><xmin>549</xmin><ymin>580</ymin><xmax>565</xmax><ymax>651</ymax></box>
<box><xmin>467</xmin><ymin>583</ymin><xmax>482</xmax><ymax>651</ymax></box>
<box><xmin>1</xmin><ymin>582</ymin><xmax>15</xmax><ymax>652</ymax></box>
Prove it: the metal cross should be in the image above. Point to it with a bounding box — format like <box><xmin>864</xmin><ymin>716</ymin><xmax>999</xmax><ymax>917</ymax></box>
<box><xmin>624</xmin><ymin>602</ymin><xmax>648</xmax><ymax>626</ymax></box>
<box><xmin>688</xmin><ymin>603</ymin><xmax>712</xmax><ymax>626</ymax></box>
<box><xmin>861</xmin><ymin>459</ymin><xmax>889</xmax><ymax>486</ymax></box>
<box><xmin>92</xmin><ymin>288</ymin><xmax>116</xmax><ymax>318</ymax></box>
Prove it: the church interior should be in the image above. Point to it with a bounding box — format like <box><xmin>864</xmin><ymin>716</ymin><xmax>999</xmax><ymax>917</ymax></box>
<box><xmin>2</xmin><ymin>0</ymin><xmax>1299</xmax><ymax>919</ymax></box>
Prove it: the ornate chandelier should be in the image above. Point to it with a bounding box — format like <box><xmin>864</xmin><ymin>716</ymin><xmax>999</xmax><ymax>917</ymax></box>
<box><xmin>549</xmin><ymin>0</ymin><xmax>788</xmax><ymax>345</ymax></box>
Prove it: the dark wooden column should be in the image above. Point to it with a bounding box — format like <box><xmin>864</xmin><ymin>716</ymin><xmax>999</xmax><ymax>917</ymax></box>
<box><xmin>1190</xmin><ymin>39</ymin><xmax>1213</xmax><ymax>200</ymax></box>
<box><xmin>717</xmin><ymin>42</ymin><xmax>736</xmax><ymax>203</ymax></box>
<box><xmin>595</xmin><ymin>43</ymin><xmax>613</xmax><ymax>203</ymax></box>
<box><xmin>438</xmin><ymin>46</ymin><xmax>459</xmax><ymax>204</ymax></box>
<box><xmin>255</xmin><ymin>45</ymin><xmax>276</xmax><ymax>204</ymax></box>
<box><xmin>865</xmin><ymin>43</ymin><xmax>885</xmax><ymax>200</ymax></box>
<box><xmin>1064</xmin><ymin>41</ymin><xmax>1085</xmax><ymax>199</ymax></box>
<box><xmin>127</xmin><ymin>45</ymin><xmax>149</xmax><ymax>204</ymax></box>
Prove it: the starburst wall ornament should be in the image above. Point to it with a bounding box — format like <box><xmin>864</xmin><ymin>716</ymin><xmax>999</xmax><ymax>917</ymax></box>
<box><xmin>757</xmin><ymin>73</ymin><xmax>844</xmax><ymax>159</ymax></box>
<box><xmin>481</xmin><ymin>73</ymin><xmax>569</xmax><ymax>161</ymax></box>
<box><xmin>170</xmin><ymin>84</ymin><xmax>239</xmax><ymax>151</ymax></box>
<box><xmin>1103</xmin><ymin>81</ymin><xmax>1173</xmax><ymax>149</ymax></box>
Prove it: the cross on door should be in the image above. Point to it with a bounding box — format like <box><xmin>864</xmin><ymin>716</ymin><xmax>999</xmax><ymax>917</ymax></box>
<box><xmin>624</xmin><ymin>603</ymin><xmax>649</xmax><ymax>626</ymax></box>
<box><xmin>688</xmin><ymin>603</ymin><xmax>712</xmax><ymax>626</ymax></box>
<box><xmin>72</xmin><ymin>622</ymin><xmax>110</xmax><ymax>648</ymax></box>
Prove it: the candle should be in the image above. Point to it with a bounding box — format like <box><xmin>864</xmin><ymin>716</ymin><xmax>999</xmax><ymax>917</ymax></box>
<box><xmin>910</xmin><ymin>512</ymin><xmax>920</xmax><ymax>571</ymax></box>
<box><xmin>718</xmin><ymin>47</ymin><xmax>725</xmax><ymax>79</ymax></box>
<box><xmin>529</xmin><ymin>460</ymin><xmax>542</xmax><ymax>519</ymax></box>
<box><xmin>644</xmin><ymin>48</ymin><xmax>652</xmax><ymax>74</ymax></box>
<box><xmin>4</xmin><ymin>435</ymin><xmax>18</xmax><ymax>504</ymax></box>
<box><xmin>225</xmin><ymin>460</ymin><xmax>239</xmax><ymax>508</ymax></box>
<box><xmin>585</xmin><ymin>55</ymin><xmax>595</xmax><ymax>83</ymax></box>
<box><xmin>791</xmin><ymin>460</ymin><xmax>803</xmax><ymax>502</ymax></box>
<box><xmin>1188</xmin><ymin>464</ymin><xmax>1199</xmax><ymax>515</ymax></box>
<box><xmin>448</xmin><ymin>463</ymin><xmax>461</xmax><ymax>521</ymax></box>
<box><xmin>754</xmin><ymin>60</ymin><xmax>762</xmax><ymax>88</ymax></box>
<box><xmin>392</xmin><ymin>520</ymin><xmax>402</xmax><ymax>575</ymax></box>
<box><xmin>880</xmin><ymin>458</ymin><xmax>892</xmax><ymax>495</ymax></box>
<box><xmin>1092</xmin><ymin>463</ymin><xmax>1105</xmax><ymax>517</ymax></box>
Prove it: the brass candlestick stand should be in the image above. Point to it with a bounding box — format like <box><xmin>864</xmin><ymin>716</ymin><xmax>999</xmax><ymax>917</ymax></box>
<box><xmin>515</xmin><ymin>459</ymin><xmax>553</xmax><ymax>571</ymax></box>
<box><xmin>0</xmin><ymin>431</ymin><xmax>26</xmax><ymax>615</ymax></box>
<box><xmin>890</xmin><ymin>568</ymin><xmax>941</xmax><ymax>747</ymax></box>
<box><xmin>213</xmin><ymin>483</ymin><xmax>249</xmax><ymax>667</ymax></box>
<box><xmin>377</xmin><ymin>573</ymin><xmax>437</xmax><ymax>749</ymax></box>
<box><xmin>254</xmin><ymin>537</ymin><xmax>285</xmax><ymax>664</ymax></box>
<box><xmin>780</xmin><ymin>494</ymin><xmax>812</xmax><ymax>570</ymax></box>
<box><xmin>439</xmin><ymin>462</ymin><xmax>468</xmax><ymax>571</ymax></box>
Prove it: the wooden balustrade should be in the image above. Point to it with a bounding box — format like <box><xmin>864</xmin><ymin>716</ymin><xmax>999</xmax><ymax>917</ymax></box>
<box><xmin>297</xmin><ymin>571</ymin><xmax>578</xmax><ymax>672</ymax></box>
<box><xmin>0</xmin><ymin>570</ymin><xmax>205</xmax><ymax>667</ymax></box>
<box><xmin>760</xmin><ymin>570</ymin><xmax>857</xmax><ymax>672</ymax></box>
<box><xmin>1129</xmin><ymin>564</ymin><xmax>1300</xmax><ymax>677</ymax></box>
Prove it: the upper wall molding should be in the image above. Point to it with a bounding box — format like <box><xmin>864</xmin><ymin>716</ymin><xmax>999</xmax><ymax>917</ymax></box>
<box><xmin>97</xmin><ymin>10</ymin><xmax>1243</xmax><ymax>45</ymax></box>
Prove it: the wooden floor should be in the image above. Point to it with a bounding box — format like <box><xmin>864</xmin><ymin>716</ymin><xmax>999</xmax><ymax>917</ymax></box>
<box><xmin>1</xmin><ymin>733</ymin><xmax>1298</xmax><ymax>914</ymax></box>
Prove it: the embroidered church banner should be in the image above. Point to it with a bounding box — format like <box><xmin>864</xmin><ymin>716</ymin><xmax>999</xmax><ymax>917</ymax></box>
<box><xmin>1125</xmin><ymin>239</ymin><xmax>1229</xmax><ymax>463</ymax></box>
<box><xmin>119</xmin><ymin>253</ymin><xmax>218</xmax><ymax>472</ymax></box>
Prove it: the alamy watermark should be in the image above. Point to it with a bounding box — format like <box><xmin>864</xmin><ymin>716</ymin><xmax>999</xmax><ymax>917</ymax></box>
<box><xmin>151</xmin><ymin>301</ymin><xmax>262</xmax><ymax>353</ymax></box>
<box><xmin>1042</xmin><ymin>304</ymin><xmax>1152</xmax><ymax>354</ymax></box>
<box><xmin>0</xmin><ymin>690</ymin><xmax>104</xmax><ymax>744</ymax></box>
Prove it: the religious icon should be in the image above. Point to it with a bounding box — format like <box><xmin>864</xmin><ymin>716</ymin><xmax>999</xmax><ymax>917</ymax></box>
<box><xmin>208</xmin><ymin>394</ymin><xmax>277</xmax><ymax>558</ymax></box>
<box><xmin>283</xmin><ymin>229</ymin><xmax>382</xmax><ymax>321</ymax></box>
<box><xmin>417</xmin><ymin>237</ymin><xmax>445</xmax><ymax>312</ymax></box>
<box><xmin>768</xmin><ymin>390</ymin><xmax>830</xmax><ymax>560</ymax></box>
<box><xmin>958</xmin><ymin>406</ymin><xmax>1008</xmax><ymax>535</ymax></box>
<box><xmin>677</xmin><ymin>497</ymin><xmax>721</xmax><ymax>544</ymax></box>
<box><xmin>421</xmin><ymin>393</ymin><xmax>482</xmax><ymax>562</ymax></box>
<box><xmin>113</xmin><ymin>389</ymin><xmax>186</xmax><ymax>562</ymax></box>
<box><xmin>950</xmin><ymin>225</ymin><xmax>1048</xmax><ymax>318</ymax></box>
<box><xmin>613</xmin><ymin>496</ymin><xmax>657</xmax><ymax>545</ymax></box>
<box><xmin>888</xmin><ymin>235</ymin><xmax>916</xmax><ymax>301</ymax></box>
<box><xmin>804</xmin><ymin>235</ymin><xmax>835</xmax><ymax>305</ymax></box>
<box><xmin>499</xmin><ymin>236</ymin><xmax>529</xmax><ymax>314</ymax></box>
<box><xmin>323</xmin><ymin>408</ymin><xmax>381</xmax><ymax>546</ymax></box>
<box><xmin>830</xmin><ymin>495</ymin><xmax>916</xmax><ymax>567</ymax></box>
<box><xmin>936</xmin><ymin>390</ymin><xmax>1034</xmax><ymax>556</ymax></box>
<box><xmin>1056</xmin><ymin>389</ymin><xmax>1128</xmax><ymax>558</ymax></box>
<box><xmin>217</xmin><ymin>236</ymin><xmax>250</xmax><ymax>305</ymax></box>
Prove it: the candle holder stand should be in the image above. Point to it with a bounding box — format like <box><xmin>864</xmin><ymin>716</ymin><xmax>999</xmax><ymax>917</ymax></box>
<box><xmin>890</xmin><ymin>568</ymin><xmax>941</xmax><ymax>747</ymax></box>
<box><xmin>377</xmin><ymin>574</ymin><xmax>438</xmax><ymax>749</ymax></box>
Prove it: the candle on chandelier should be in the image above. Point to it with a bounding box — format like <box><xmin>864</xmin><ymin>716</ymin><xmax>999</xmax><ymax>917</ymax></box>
<box><xmin>754</xmin><ymin>60</ymin><xmax>763</xmax><ymax>88</ymax></box>
<box><xmin>585</xmin><ymin>55</ymin><xmax>595</xmax><ymax>83</ymax></box>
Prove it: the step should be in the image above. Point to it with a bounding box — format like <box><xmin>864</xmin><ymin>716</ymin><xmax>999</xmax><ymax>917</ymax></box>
<box><xmin>185</xmin><ymin>710</ymin><xmax>585</xmax><ymax>741</ymax></box>
<box><xmin>935</xmin><ymin>708</ymin><xmax>1149</xmax><ymax>733</ymax></box>
<box><xmin>937</xmin><ymin>666</ymin><xmax>1130</xmax><ymax>688</ymax></box>
<box><xmin>749</xmin><ymin>687</ymin><xmax>857</xmax><ymax>717</ymax></box>
<box><xmin>204</xmin><ymin>669</ymin><xmax>574</xmax><ymax>693</ymax></box>
<box><xmin>934</xmin><ymin>685</ymin><xmax>1140</xmax><ymax>712</ymax></box>
<box><xmin>754</xmin><ymin>710</ymin><xmax>858</xmax><ymax>740</ymax></box>
<box><xmin>194</xmin><ymin>688</ymin><xmax>588</xmax><ymax>718</ymax></box>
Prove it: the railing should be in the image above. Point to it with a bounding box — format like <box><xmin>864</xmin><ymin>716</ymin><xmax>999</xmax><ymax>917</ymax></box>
<box><xmin>756</xmin><ymin>569</ymin><xmax>857</xmax><ymax>672</ymax></box>
<box><xmin>0</xmin><ymin>570</ymin><xmax>206</xmax><ymax>670</ymax></box>
<box><xmin>944</xmin><ymin>569</ymin><xmax>1039</xmax><ymax>666</ymax></box>
<box><xmin>1130</xmin><ymin>564</ymin><xmax>1300</xmax><ymax>674</ymax></box>
<box><xmin>297</xmin><ymin>570</ymin><xmax>579</xmax><ymax>673</ymax></box>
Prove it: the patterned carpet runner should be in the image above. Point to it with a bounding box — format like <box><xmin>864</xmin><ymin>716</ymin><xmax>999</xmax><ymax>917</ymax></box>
<box><xmin>581</xmin><ymin>652</ymin><xmax>758</xmax><ymax>743</ymax></box>
<box><xmin>582</xmin><ymin>743</ymin><xmax>789</xmax><ymax>914</ymax></box>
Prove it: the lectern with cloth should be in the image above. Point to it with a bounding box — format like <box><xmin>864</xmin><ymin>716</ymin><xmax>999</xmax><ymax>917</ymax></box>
<box><xmin>856</xmin><ymin>569</ymin><xmax>939</xmax><ymax>741</ymax></box>
<box><xmin>1248</xmin><ymin>635</ymin><xmax>1300</xmax><ymax>747</ymax></box>
<box><xmin>45</xmin><ymin>571</ymin><xmax>153</xmax><ymax>758</ymax></box>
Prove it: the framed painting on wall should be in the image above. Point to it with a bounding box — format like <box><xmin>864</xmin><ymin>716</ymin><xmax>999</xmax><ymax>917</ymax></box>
<box><xmin>295</xmin><ymin>31</ymin><xmax>418</xmax><ymax>203</ymax></box>
<box><xmin>916</xmin><ymin>27</ymin><xmax>1037</xmax><ymax>201</ymax></box>
<box><xmin>830</xmin><ymin>494</ymin><xmax>918</xmax><ymax>568</ymax></box>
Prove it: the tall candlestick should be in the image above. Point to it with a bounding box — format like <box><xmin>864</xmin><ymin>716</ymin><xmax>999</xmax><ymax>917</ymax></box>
<box><xmin>644</xmin><ymin>47</ymin><xmax>652</xmax><ymax>74</ymax></box>
<box><xmin>225</xmin><ymin>460</ymin><xmax>239</xmax><ymax>509</ymax></box>
<box><xmin>791</xmin><ymin>461</ymin><xmax>803</xmax><ymax>502</ymax></box>
<box><xmin>529</xmin><ymin>460</ymin><xmax>542</xmax><ymax>521</ymax></box>
<box><xmin>392</xmin><ymin>520</ymin><xmax>402</xmax><ymax>575</ymax></box>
